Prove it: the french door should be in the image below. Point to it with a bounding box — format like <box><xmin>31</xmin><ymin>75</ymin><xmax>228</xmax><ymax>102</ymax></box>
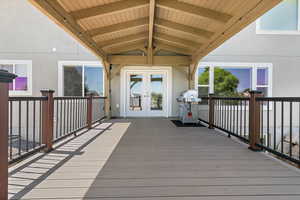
<box><xmin>126</xmin><ymin>70</ymin><xmax>168</xmax><ymax>117</ymax></box>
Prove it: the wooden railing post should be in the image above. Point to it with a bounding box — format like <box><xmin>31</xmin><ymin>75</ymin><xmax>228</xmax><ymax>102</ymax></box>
<box><xmin>41</xmin><ymin>89</ymin><xmax>55</xmax><ymax>152</ymax></box>
<box><xmin>208</xmin><ymin>93</ymin><xmax>215</xmax><ymax>129</ymax></box>
<box><xmin>0</xmin><ymin>70</ymin><xmax>16</xmax><ymax>200</ymax></box>
<box><xmin>87</xmin><ymin>94</ymin><xmax>93</xmax><ymax>129</ymax></box>
<box><xmin>249</xmin><ymin>91</ymin><xmax>262</xmax><ymax>151</ymax></box>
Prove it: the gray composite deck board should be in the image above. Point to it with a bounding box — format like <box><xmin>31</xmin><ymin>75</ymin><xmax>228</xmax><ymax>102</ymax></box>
<box><xmin>9</xmin><ymin>118</ymin><xmax>300</xmax><ymax>199</ymax></box>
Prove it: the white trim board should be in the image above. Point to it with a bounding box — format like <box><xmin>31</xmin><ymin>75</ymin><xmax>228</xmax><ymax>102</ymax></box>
<box><xmin>120</xmin><ymin>66</ymin><xmax>173</xmax><ymax>118</ymax></box>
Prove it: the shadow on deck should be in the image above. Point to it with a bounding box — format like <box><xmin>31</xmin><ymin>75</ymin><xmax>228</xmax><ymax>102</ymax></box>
<box><xmin>9</xmin><ymin>118</ymin><xmax>300</xmax><ymax>200</ymax></box>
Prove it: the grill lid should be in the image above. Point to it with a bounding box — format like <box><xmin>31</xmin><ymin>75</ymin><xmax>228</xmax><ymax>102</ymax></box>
<box><xmin>177</xmin><ymin>90</ymin><xmax>201</xmax><ymax>103</ymax></box>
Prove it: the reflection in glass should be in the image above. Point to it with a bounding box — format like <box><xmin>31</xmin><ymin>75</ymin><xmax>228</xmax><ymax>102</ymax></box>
<box><xmin>130</xmin><ymin>75</ymin><xmax>143</xmax><ymax>111</ymax></box>
<box><xmin>257</xmin><ymin>68</ymin><xmax>269</xmax><ymax>85</ymax></box>
<box><xmin>64</xmin><ymin>66</ymin><xmax>82</xmax><ymax>96</ymax></box>
<box><xmin>198</xmin><ymin>86</ymin><xmax>209</xmax><ymax>97</ymax></box>
<box><xmin>84</xmin><ymin>67</ymin><xmax>103</xmax><ymax>96</ymax></box>
<box><xmin>260</xmin><ymin>0</ymin><xmax>298</xmax><ymax>31</ymax></box>
<box><xmin>214</xmin><ymin>67</ymin><xmax>252</xmax><ymax>97</ymax></box>
<box><xmin>198</xmin><ymin>67</ymin><xmax>209</xmax><ymax>85</ymax></box>
<box><xmin>257</xmin><ymin>87</ymin><xmax>268</xmax><ymax>97</ymax></box>
<box><xmin>150</xmin><ymin>74</ymin><xmax>163</xmax><ymax>111</ymax></box>
<box><xmin>0</xmin><ymin>64</ymin><xmax>14</xmax><ymax>90</ymax></box>
<box><xmin>15</xmin><ymin>64</ymin><xmax>28</xmax><ymax>91</ymax></box>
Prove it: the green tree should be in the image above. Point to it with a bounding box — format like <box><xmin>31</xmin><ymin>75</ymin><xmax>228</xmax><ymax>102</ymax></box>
<box><xmin>198</xmin><ymin>67</ymin><xmax>240</xmax><ymax>97</ymax></box>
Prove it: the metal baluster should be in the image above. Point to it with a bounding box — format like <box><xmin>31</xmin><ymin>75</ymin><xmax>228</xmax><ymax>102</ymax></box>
<box><xmin>56</xmin><ymin>100</ymin><xmax>59</xmax><ymax>139</ymax></box>
<box><xmin>244</xmin><ymin>100</ymin><xmax>246</xmax><ymax>138</ymax></box>
<box><xmin>39</xmin><ymin>100</ymin><xmax>42</xmax><ymax>145</ymax></box>
<box><xmin>289</xmin><ymin>102</ymin><xmax>292</xmax><ymax>157</ymax></box>
<box><xmin>26</xmin><ymin>101</ymin><xmax>29</xmax><ymax>152</ymax></box>
<box><xmin>260</xmin><ymin>101</ymin><xmax>264</xmax><ymax>145</ymax></box>
<box><xmin>63</xmin><ymin>99</ymin><xmax>66</xmax><ymax>136</ymax></box>
<box><xmin>240</xmin><ymin>101</ymin><xmax>242</xmax><ymax>137</ymax></box>
<box><xmin>33</xmin><ymin>100</ymin><xmax>36</xmax><ymax>149</ymax></box>
<box><xmin>9</xmin><ymin>101</ymin><xmax>13</xmax><ymax>159</ymax></box>
<box><xmin>281</xmin><ymin>101</ymin><xmax>284</xmax><ymax>154</ymax></box>
<box><xmin>60</xmin><ymin>100</ymin><xmax>62</xmax><ymax>137</ymax></box>
<box><xmin>236</xmin><ymin>102</ymin><xmax>239</xmax><ymax>135</ymax></box>
<box><xmin>274</xmin><ymin>101</ymin><xmax>277</xmax><ymax>150</ymax></box>
<box><xmin>18</xmin><ymin>101</ymin><xmax>21</xmax><ymax>156</ymax></box>
<box><xmin>267</xmin><ymin>100</ymin><xmax>270</xmax><ymax>148</ymax></box>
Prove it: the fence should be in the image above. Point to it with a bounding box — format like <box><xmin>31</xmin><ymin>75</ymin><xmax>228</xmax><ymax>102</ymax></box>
<box><xmin>7</xmin><ymin>93</ymin><xmax>106</xmax><ymax>164</ymax></box>
<box><xmin>199</xmin><ymin>92</ymin><xmax>300</xmax><ymax>166</ymax></box>
<box><xmin>0</xmin><ymin>70</ymin><xmax>108</xmax><ymax>199</ymax></box>
<box><xmin>8</xmin><ymin>97</ymin><xmax>46</xmax><ymax>164</ymax></box>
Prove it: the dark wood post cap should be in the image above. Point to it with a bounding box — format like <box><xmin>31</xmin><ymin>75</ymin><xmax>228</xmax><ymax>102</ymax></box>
<box><xmin>0</xmin><ymin>69</ymin><xmax>17</xmax><ymax>83</ymax></box>
<box><xmin>40</xmin><ymin>89</ymin><xmax>55</xmax><ymax>94</ymax></box>
<box><xmin>249</xmin><ymin>90</ymin><xmax>262</xmax><ymax>94</ymax></box>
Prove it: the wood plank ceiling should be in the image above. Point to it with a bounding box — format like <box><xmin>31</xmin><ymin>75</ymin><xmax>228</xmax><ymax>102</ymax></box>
<box><xmin>29</xmin><ymin>0</ymin><xmax>281</xmax><ymax>75</ymax></box>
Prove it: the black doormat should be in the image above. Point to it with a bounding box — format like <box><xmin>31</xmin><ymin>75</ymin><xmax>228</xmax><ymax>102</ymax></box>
<box><xmin>171</xmin><ymin>120</ymin><xmax>204</xmax><ymax>127</ymax></box>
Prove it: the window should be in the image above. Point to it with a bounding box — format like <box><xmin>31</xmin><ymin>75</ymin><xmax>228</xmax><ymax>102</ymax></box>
<box><xmin>257</xmin><ymin>0</ymin><xmax>300</xmax><ymax>34</ymax></box>
<box><xmin>0</xmin><ymin>60</ymin><xmax>32</xmax><ymax>96</ymax></box>
<box><xmin>196</xmin><ymin>62</ymin><xmax>272</xmax><ymax>97</ymax></box>
<box><xmin>59</xmin><ymin>61</ymin><xmax>104</xmax><ymax>96</ymax></box>
<box><xmin>197</xmin><ymin>67</ymin><xmax>210</xmax><ymax>97</ymax></box>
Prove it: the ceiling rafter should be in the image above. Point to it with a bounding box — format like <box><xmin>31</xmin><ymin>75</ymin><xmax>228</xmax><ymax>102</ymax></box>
<box><xmin>155</xmin><ymin>19</ymin><xmax>213</xmax><ymax>40</ymax></box>
<box><xmin>154</xmin><ymin>32</ymin><xmax>201</xmax><ymax>49</ymax></box>
<box><xmin>155</xmin><ymin>40</ymin><xmax>193</xmax><ymax>55</ymax></box>
<box><xmin>148</xmin><ymin>0</ymin><xmax>156</xmax><ymax>64</ymax></box>
<box><xmin>108</xmin><ymin>55</ymin><xmax>191</xmax><ymax>65</ymax></box>
<box><xmin>156</xmin><ymin>0</ymin><xmax>232</xmax><ymax>24</ymax></box>
<box><xmin>97</xmin><ymin>32</ymin><xmax>148</xmax><ymax>48</ymax></box>
<box><xmin>70</xmin><ymin>0</ymin><xmax>149</xmax><ymax>20</ymax></box>
<box><xmin>105</xmin><ymin>40</ymin><xmax>147</xmax><ymax>54</ymax></box>
<box><xmin>87</xmin><ymin>17</ymin><xmax>148</xmax><ymax>37</ymax></box>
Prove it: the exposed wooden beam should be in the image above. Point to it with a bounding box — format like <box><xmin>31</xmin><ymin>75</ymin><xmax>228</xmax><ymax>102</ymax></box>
<box><xmin>156</xmin><ymin>19</ymin><xmax>213</xmax><ymax>39</ymax></box>
<box><xmin>155</xmin><ymin>40</ymin><xmax>193</xmax><ymax>55</ymax></box>
<box><xmin>29</xmin><ymin>0</ymin><xmax>107</xmax><ymax>61</ymax></box>
<box><xmin>148</xmin><ymin>0</ymin><xmax>156</xmax><ymax>48</ymax></box>
<box><xmin>97</xmin><ymin>32</ymin><xmax>148</xmax><ymax>48</ymax></box>
<box><xmin>148</xmin><ymin>0</ymin><xmax>156</xmax><ymax>64</ymax></box>
<box><xmin>154</xmin><ymin>56</ymin><xmax>191</xmax><ymax>66</ymax></box>
<box><xmin>156</xmin><ymin>0</ymin><xmax>232</xmax><ymax>24</ymax></box>
<box><xmin>108</xmin><ymin>55</ymin><xmax>191</xmax><ymax>65</ymax></box>
<box><xmin>105</xmin><ymin>40</ymin><xmax>147</xmax><ymax>54</ymax></box>
<box><xmin>88</xmin><ymin>17</ymin><xmax>148</xmax><ymax>37</ymax></box>
<box><xmin>191</xmin><ymin>0</ymin><xmax>282</xmax><ymax>77</ymax></box>
<box><xmin>154</xmin><ymin>32</ymin><xmax>202</xmax><ymax>49</ymax></box>
<box><xmin>70</xmin><ymin>0</ymin><xmax>149</xmax><ymax>20</ymax></box>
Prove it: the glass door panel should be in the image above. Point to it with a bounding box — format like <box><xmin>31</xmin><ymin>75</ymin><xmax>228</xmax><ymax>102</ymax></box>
<box><xmin>129</xmin><ymin>74</ymin><xmax>143</xmax><ymax>112</ymax></box>
<box><xmin>150</xmin><ymin>74</ymin><xmax>163</xmax><ymax>111</ymax></box>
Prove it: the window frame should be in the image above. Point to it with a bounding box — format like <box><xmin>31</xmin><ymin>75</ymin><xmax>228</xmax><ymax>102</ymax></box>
<box><xmin>58</xmin><ymin>61</ymin><xmax>105</xmax><ymax>97</ymax></box>
<box><xmin>195</xmin><ymin>62</ymin><xmax>273</xmax><ymax>97</ymax></box>
<box><xmin>0</xmin><ymin>60</ymin><xmax>32</xmax><ymax>96</ymax></box>
<box><xmin>256</xmin><ymin>0</ymin><xmax>300</xmax><ymax>35</ymax></box>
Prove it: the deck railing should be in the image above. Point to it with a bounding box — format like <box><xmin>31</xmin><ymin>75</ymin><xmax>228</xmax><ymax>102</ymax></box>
<box><xmin>1</xmin><ymin>70</ymin><xmax>108</xmax><ymax>199</ymax></box>
<box><xmin>8</xmin><ymin>97</ymin><xmax>47</xmax><ymax>164</ymax></box>
<box><xmin>200</xmin><ymin>92</ymin><xmax>300</xmax><ymax>166</ymax></box>
<box><xmin>7</xmin><ymin>93</ymin><xmax>106</xmax><ymax>164</ymax></box>
<box><xmin>53</xmin><ymin>97</ymin><xmax>89</xmax><ymax>143</ymax></box>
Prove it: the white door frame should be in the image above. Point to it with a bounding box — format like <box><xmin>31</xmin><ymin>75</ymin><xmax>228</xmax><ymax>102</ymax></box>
<box><xmin>120</xmin><ymin>66</ymin><xmax>172</xmax><ymax>117</ymax></box>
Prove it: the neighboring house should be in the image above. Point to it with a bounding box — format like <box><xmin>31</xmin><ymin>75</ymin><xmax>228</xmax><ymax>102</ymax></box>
<box><xmin>1</xmin><ymin>0</ymin><xmax>300</xmax><ymax>118</ymax></box>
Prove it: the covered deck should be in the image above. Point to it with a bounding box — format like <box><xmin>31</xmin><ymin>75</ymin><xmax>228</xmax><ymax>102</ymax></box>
<box><xmin>9</xmin><ymin>118</ymin><xmax>300</xmax><ymax>199</ymax></box>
